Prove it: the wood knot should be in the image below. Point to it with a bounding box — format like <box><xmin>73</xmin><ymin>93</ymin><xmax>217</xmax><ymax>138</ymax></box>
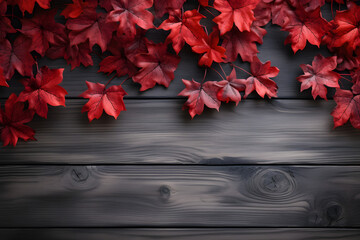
<box><xmin>309</xmin><ymin>200</ymin><xmax>344</xmax><ymax>226</ymax></box>
<box><xmin>71</xmin><ymin>166</ymin><xmax>89</xmax><ymax>182</ymax></box>
<box><xmin>159</xmin><ymin>185</ymin><xmax>171</xmax><ymax>201</ymax></box>
<box><xmin>247</xmin><ymin>168</ymin><xmax>296</xmax><ymax>199</ymax></box>
<box><xmin>326</xmin><ymin>203</ymin><xmax>343</xmax><ymax>224</ymax></box>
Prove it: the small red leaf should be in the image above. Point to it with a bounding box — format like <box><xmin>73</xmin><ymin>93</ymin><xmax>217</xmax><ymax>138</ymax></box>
<box><xmin>67</xmin><ymin>9</ymin><xmax>117</xmax><ymax>52</ymax></box>
<box><xmin>297</xmin><ymin>55</ymin><xmax>340</xmax><ymax>100</ymax></box>
<box><xmin>158</xmin><ymin>9</ymin><xmax>207</xmax><ymax>54</ymax></box>
<box><xmin>0</xmin><ymin>94</ymin><xmax>35</xmax><ymax>146</ymax></box>
<box><xmin>213</xmin><ymin>0</ymin><xmax>259</xmax><ymax>35</ymax></box>
<box><xmin>46</xmin><ymin>32</ymin><xmax>94</xmax><ymax>70</ymax></box>
<box><xmin>331</xmin><ymin>2</ymin><xmax>360</xmax><ymax>52</ymax></box>
<box><xmin>331</xmin><ymin>89</ymin><xmax>360</xmax><ymax>129</ymax></box>
<box><xmin>18</xmin><ymin>67</ymin><xmax>67</xmax><ymax>118</ymax></box>
<box><xmin>80</xmin><ymin>81</ymin><xmax>127</xmax><ymax>122</ymax></box>
<box><xmin>0</xmin><ymin>36</ymin><xmax>34</xmax><ymax>80</ymax></box>
<box><xmin>133</xmin><ymin>42</ymin><xmax>180</xmax><ymax>91</ymax></box>
<box><xmin>106</xmin><ymin>0</ymin><xmax>154</xmax><ymax>39</ymax></box>
<box><xmin>216</xmin><ymin>68</ymin><xmax>245</xmax><ymax>105</ymax></box>
<box><xmin>221</xmin><ymin>25</ymin><xmax>264</xmax><ymax>62</ymax></box>
<box><xmin>282</xmin><ymin>6</ymin><xmax>330</xmax><ymax>53</ymax></box>
<box><xmin>20</xmin><ymin>9</ymin><xmax>66</xmax><ymax>56</ymax></box>
<box><xmin>239</xmin><ymin>57</ymin><xmax>279</xmax><ymax>98</ymax></box>
<box><xmin>179</xmin><ymin>79</ymin><xmax>221</xmax><ymax>118</ymax></box>
<box><xmin>191</xmin><ymin>29</ymin><xmax>226</xmax><ymax>67</ymax></box>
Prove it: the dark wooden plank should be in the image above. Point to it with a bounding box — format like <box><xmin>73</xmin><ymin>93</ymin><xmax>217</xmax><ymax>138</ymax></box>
<box><xmin>0</xmin><ymin>9</ymin><xmax>332</xmax><ymax>99</ymax></box>
<box><xmin>0</xmin><ymin>165</ymin><xmax>359</xmax><ymax>227</ymax></box>
<box><xmin>1</xmin><ymin>99</ymin><xmax>360</xmax><ymax>164</ymax></box>
<box><xmin>1</xmin><ymin>228</ymin><xmax>360</xmax><ymax>240</ymax></box>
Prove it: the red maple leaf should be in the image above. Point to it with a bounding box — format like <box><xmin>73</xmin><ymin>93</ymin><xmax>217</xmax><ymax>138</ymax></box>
<box><xmin>61</xmin><ymin>0</ymin><xmax>93</xmax><ymax>19</ymax></box>
<box><xmin>271</xmin><ymin>1</ymin><xmax>295</xmax><ymax>28</ymax></box>
<box><xmin>238</xmin><ymin>57</ymin><xmax>279</xmax><ymax>98</ymax></box>
<box><xmin>158</xmin><ymin>9</ymin><xmax>207</xmax><ymax>54</ymax></box>
<box><xmin>108</xmin><ymin>28</ymin><xmax>148</xmax><ymax>62</ymax></box>
<box><xmin>98</xmin><ymin>34</ymin><xmax>139</xmax><ymax>77</ymax></box>
<box><xmin>67</xmin><ymin>9</ymin><xmax>117</xmax><ymax>52</ymax></box>
<box><xmin>221</xmin><ymin>25</ymin><xmax>264</xmax><ymax>62</ymax></box>
<box><xmin>191</xmin><ymin>29</ymin><xmax>226</xmax><ymax>67</ymax></box>
<box><xmin>331</xmin><ymin>2</ymin><xmax>360</xmax><ymax>52</ymax></box>
<box><xmin>331</xmin><ymin>89</ymin><xmax>360</xmax><ymax>129</ymax></box>
<box><xmin>216</xmin><ymin>68</ymin><xmax>245</xmax><ymax>105</ymax></box>
<box><xmin>46</xmin><ymin>34</ymin><xmax>94</xmax><ymax>70</ymax></box>
<box><xmin>297</xmin><ymin>55</ymin><xmax>340</xmax><ymax>100</ymax></box>
<box><xmin>213</xmin><ymin>0</ymin><xmax>259</xmax><ymax>35</ymax></box>
<box><xmin>7</xmin><ymin>0</ymin><xmax>51</xmax><ymax>14</ymax></box>
<box><xmin>282</xmin><ymin>6</ymin><xmax>330</xmax><ymax>53</ymax></box>
<box><xmin>20</xmin><ymin>9</ymin><xmax>66</xmax><ymax>56</ymax></box>
<box><xmin>0</xmin><ymin>35</ymin><xmax>34</xmax><ymax>80</ymax></box>
<box><xmin>335</xmin><ymin>45</ymin><xmax>360</xmax><ymax>71</ymax></box>
<box><xmin>133</xmin><ymin>42</ymin><xmax>180</xmax><ymax>91</ymax></box>
<box><xmin>351</xmin><ymin>68</ymin><xmax>360</xmax><ymax>95</ymax></box>
<box><xmin>0</xmin><ymin>2</ymin><xmax>16</xmax><ymax>40</ymax></box>
<box><xmin>106</xmin><ymin>0</ymin><xmax>154</xmax><ymax>39</ymax></box>
<box><xmin>99</xmin><ymin>53</ymin><xmax>137</xmax><ymax>77</ymax></box>
<box><xmin>153</xmin><ymin>0</ymin><xmax>186</xmax><ymax>18</ymax></box>
<box><xmin>17</xmin><ymin>67</ymin><xmax>67</xmax><ymax>118</ymax></box>
<box><xmin>0</xmin><ymin>67</ymin><xmax>8</xmax><ymax>87</ymax></box>
<box><xmin>253</xmin><ymin>0</ymin><xmax>271</xmax><ymax>27</ymax></box>
<box><xmin>179</xmin><ymin>78</ymin><xmax>221</xmax><ymax>118</ymax></box>
<box><xmin>0</xmin><ymin>94</ymin><xmax>35</xmax><ymax>146</ymax></box>
<box><xmin>80</xmin><ymin>81</ymin><xmax>127</xmax><ymax>122</ymax></box>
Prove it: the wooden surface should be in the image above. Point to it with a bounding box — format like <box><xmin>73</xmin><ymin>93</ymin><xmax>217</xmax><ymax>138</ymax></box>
<box><xmin>1</xmin><ymin>228</ymin><xmax>360</xmax><ymax>240</ymax></box>
<box><xmin>0</xmin><ymin>165</ymin><xmax>360</xmax><ymax>227</ymax></box>
<box><xmin>1</xmin><ymin>1</ymin><xmax>360</xmax><ymax>239</ymax></box>
<box><xmin>1</xmin><ymin>100</ymin><xmax>360</xmax><ymax>164</ymax></box>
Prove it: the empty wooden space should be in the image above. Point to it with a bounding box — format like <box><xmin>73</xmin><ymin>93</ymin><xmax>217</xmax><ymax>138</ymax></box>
<box><xmin>2</xmin><ymin>228</ymin><xmax>360</xmax><ymax>240</ymax></box>
<box><xmin>0</xmin><ymin>165</ymin><xmax>360</xmax><ymax>227</ymax></box>
<box><xmin>1</xmin><ymin>100</ymin><xmax>360</xmax><ymax>164</ymax></box>
<box><xmin>1</xmin><ymin>1</ymin><xmax>360</xmax><ymax>239</ymax></box>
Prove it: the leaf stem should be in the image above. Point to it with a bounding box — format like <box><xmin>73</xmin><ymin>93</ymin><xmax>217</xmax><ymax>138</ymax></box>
<box><xmin>230</xmin><ymin>63</ymin><xmax>252</xmax><ymax>76</ymax></box>
<box><xmin>201</xmin><ymin>68</ymin><xmax>208</xmax><ymax>85</ymax></box>
<box><xmin>202</xmin><ymin>7</ymin><xmax>215</xmax><ymax>17</ymax></box>
<box><xmin>340</xmin><ymin>75</ymin><xmax>352</xmax><ymax>82</ymax></box>
<box><xmin>211</xmin><ymin>67</ymin><xmax>225</xmax><ymax>80</ymax></box>
<box><xmin>35</xmin><ymin>61</ymin><xmax>39</xmax><ymax>72</ymax></box>
<box><xmin>105</xmin><ymin>73</ymin><xmax>117</xmax><ymax>87</ymax></box>
<box><xmin>204</xmin><ymin>25</ymin><xmax>208</xmax><ymax>35</ymax></box>
<box><xmin>120</xmin><ymin>76</ymin><xmax>130</xmax><ymax>85</ymax></box>
<box><xmin>4</xmin><ymin>14</ymin><xmax>22</xmax><ymax>20</ymax></box>
<box><xmin>218</xmin><ymin>63</ymin><xmax>226</xmax><ymax>78</ymax></box>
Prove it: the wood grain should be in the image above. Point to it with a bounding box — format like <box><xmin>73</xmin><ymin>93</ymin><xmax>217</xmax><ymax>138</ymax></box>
<box><xmin>1</xmin><ymin>99</ymin><xmax>360</xmax><ymax>164</ymax></box>
<box><xmin>1</xmin><ymin>228</ymin><xmax>360</xmax><ymax>240</ymax></box>
<box><xmin>0</xmin><ymin>165</ymin><xmax>359</xmax><ymax>227</ymax></box>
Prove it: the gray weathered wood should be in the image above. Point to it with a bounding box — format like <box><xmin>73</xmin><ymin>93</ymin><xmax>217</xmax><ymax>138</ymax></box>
<box><xmin>1</xmin><ymin>99</ymin><xmax>360</xmax><ymax>164</ymax></box>
<box><xmin>0</xmin><ymin>165</ymin><xmax>359</xmax><ymax>227</ymax></box>
<box><xmin>1</xmin><ymin>228</ymin><xmax>360</xmax><ymax>240</ymax></box>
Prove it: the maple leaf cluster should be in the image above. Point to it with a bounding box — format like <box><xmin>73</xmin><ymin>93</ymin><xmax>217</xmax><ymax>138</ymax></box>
<box><xmin>1</xmin><ymin>0</ymin><xmax>360</xmax><ymax>146</ymax></box>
